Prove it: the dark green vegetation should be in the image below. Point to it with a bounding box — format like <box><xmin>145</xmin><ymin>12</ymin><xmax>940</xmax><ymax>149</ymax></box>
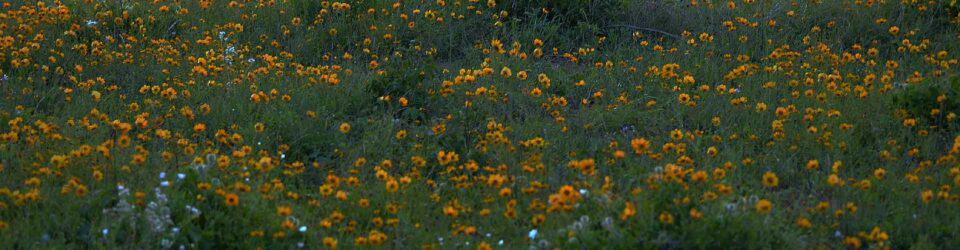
<box><xmin>1</xmin><ymin>0</ymin><xmax>960</xmax><ymax>249</ymax></box>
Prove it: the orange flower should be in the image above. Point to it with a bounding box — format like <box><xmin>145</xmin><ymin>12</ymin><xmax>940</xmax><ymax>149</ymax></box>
<box><xmin>795</xmin><ymin>217</ymin><xmax>812</xmax><ymax>229</ymax></box>
<box><xmin>385</xmin><ymin>179</ymin><xmax>399</xmax><ymax>193</ymax></box>
<box><xmin>193</xmin><ymin>123</ymin><xmax>206</xmax><ymax>133</ymax></box>
<box><xmin>621</xmin><ymin>202</ymin><xmax>636</xmax><ymax>220</ymax></box>
<box><xmin>755</xmin><ymin>199</ymin><xmax>773</xmax><ymax>214</ymax></box>
<box><xmin>225</xmin><ymin>193</ymin><xmax>240</xmax><ymax>206</ymax></box>
<box><xmin>276</xmin><ymin>206</ymin><xmax>293</xmax><ymax>216</ymax></box>
<box><xmin>658</xmin><ymin>212</ymin><xmax>674</xmax><ymax>224</ymax></box>
<box><xmin>762</xmin><ymin>171</ymin><xmax>779</xmax><ymax>188</ymax></box>
<box><xmin>630</xmin><ymin>138</ymin><xmax>650</xmax><ymax>155</ymax></box>
<box><xmin>323</xmin><ymin>237</ymin><xmax>338</xmax><ymax>249</ymax></box>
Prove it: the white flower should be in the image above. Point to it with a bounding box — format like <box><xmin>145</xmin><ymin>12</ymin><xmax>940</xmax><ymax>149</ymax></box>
<box><xmin>86</xmin><ymin>20</ymin><xmax>98</xmax><ymax>27</ymax></box>
<box><xmin>205</xmin><ymin>154</ymin><xmax>217</xmax><ymax>166</ymax></box>
<box><xmin>528</xmin><ymin>229</ymin><xmax>538</xmax><ymax>240</ymax></box>
<box><xmin>571</xmin><ymin>222</ymin><xmax>583</xmax><ymax>231</ymax></box>
<box><xmin>602</xmin><ymin>217</ymin><xmax>615</xmax><ymax>231</ymax></box>
<box><xmin>177</xmin><ymin>173</ymin><xmax>186</xmax><ymax>180</ymax></box>
<box><xmin>299</xmin><ymin>226</ymin><xmax>307</xmax><ymax>233</ymax></box>
<box><xmin>161</xmin><ymin>239</ymin><xmax>172</xmax><ymax>248</ymax></box>
<box><xmin>186</xmin><ymin>205</ymin><xmax>201</xmax><ymax>218</ymax></box>
<box><xmin>725</xmin><ymin>203</ymin><xmax>736</xmax><ymax>211</ymax></box>
<box><xmin>159</xmin><ymin>172</ymin><xmax>167</xmax><ymax>179</ymax></box>
<box><xmin>160</xmin><ymin>181</ymin><xmax>170</xmax><ymax>187</ymax></box>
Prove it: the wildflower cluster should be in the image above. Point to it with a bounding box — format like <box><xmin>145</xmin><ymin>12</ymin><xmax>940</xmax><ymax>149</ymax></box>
<box><xmin>0</xmin><ymin>0</ymin><xmax>959</xmax><ymax>249</ymax></box>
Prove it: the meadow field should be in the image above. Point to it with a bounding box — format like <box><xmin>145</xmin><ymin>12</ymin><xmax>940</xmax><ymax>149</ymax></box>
<box><xmin>1</xmin><ymin>0</ymin><xmax>960</xmax><ymax>248</ymax></box>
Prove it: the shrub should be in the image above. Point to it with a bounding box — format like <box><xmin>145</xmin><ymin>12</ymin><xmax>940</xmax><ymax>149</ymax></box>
<box><xmin>891</xmin><ymin>76</ymin><xmax>960</xmax><ymax>130</ymax></box>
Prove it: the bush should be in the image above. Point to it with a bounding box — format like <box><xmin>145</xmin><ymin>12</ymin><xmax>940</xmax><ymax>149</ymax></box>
<box><xmin>500</xmin><ymin>0</ymin><xmax>630</xmax><ymax>46</ymax></box>
<box><xmin>891</xmin><ymin>76</ymin><xmax>960</xmax><ymax>130</ymax></box>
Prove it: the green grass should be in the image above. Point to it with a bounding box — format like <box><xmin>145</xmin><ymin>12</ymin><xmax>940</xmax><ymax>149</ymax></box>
<box><xmin>0</xmin><ymin>0</ymin><xmax>959</xmax><ymax>249</ymax></box>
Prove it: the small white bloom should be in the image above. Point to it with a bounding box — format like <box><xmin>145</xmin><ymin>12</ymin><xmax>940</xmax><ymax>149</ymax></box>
<box><xmin>161</xmin><ymin>239</ymin><xmax>172</xmax><ymax>248</ymax></box>
<box><xmin>498</xmin><ymin>240</ymin><xmax>504</xmax><ymax>245</ymax></box>
<box><xmin>86</xmin><ymin>20</ymin><xmax>98</xmax><ymax>27</ymax></box>
<box><xmin>299</xmin><ymin>226</ymin><xmax>307</xmax><ymax>233</ymax></box>
<box><xmin>101</xmin><ymin>228</ymin><xmax>109</xmax><ymax>236</ymax></box>
<box><xmin>186</xmin><ymin>205</ymin><xmax>201</xmax><ymax>217</ymax></box>
<box><xmin>159</xmin><ymin>172</ymin><xmax>167</xmax><ymax>179</ymax></box>
<box><xmin>579</xmin><ymin>189</ymin><xmax>588</xmax><ymax>196</ymax></box>
<box><xmin>177</xmin><ymin>173</ymin><xmax>186</xmax><ymax>180</ymax></box>
<box><xmin>602</xmin><ymin>217</ymin><xmax>614</xmax><ymax>230</ymax></box>
<box><xmin>160</xmin><ymin>181</ymin><xmax>170</xmax><ymax>187</ymax></box>
<box><xmin>571</xmin><ymin>222</ymin><xmax>583</xmax><ymax>231</ymax></box>
<box><xmin>528</xmin><ymin>229</ymin><xmax>538</xmax><ymax>240</ymax></box>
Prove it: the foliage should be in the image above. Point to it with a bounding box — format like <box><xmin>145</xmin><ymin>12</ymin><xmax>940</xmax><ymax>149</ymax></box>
<box><xmin>0</xmin><ymin>0</ymin><xmax>960</xmax><ymax>249</ymax></box>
